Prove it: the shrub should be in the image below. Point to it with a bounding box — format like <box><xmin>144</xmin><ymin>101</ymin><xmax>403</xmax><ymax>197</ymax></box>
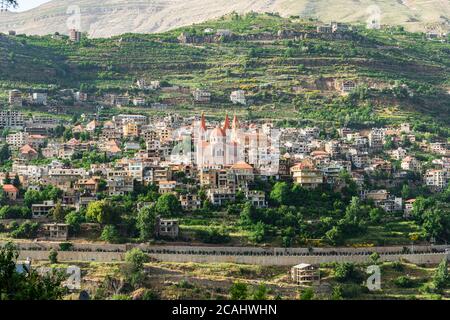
<box><xmin>176</xmin><ymin>279</ymin><xmax>194</xmax><ymax>289</ymax></box>
<box><xmin>394</xmin><ymin>276</ymin><xmax>415</xmax><ymax>288</ymax></box>
<box><xmin>195</xmin><ymin>227</ymin><xmax>230</xmax><ymax>244</ymax></box>
<box><xmin>10</xmin><ymin>222</ymin><xmax>39</xmax><ymax>239</ymax></box>
<box><xmin>59</xmin><ymin>242</ymin><xmax>73</xmax><ymax>251</ymax></box>
<box><xmin>391</xmin><ymin>261</ymin><xmax>404</xmax><ymax>272</ymax></box>
<box><xmin>100</xmin><ymin>225</ymin><xmax>120</xmax><ymax>243</ymax></box>
<box><xmin>49</xmin><ymin>249</ymin><xmax>58</xmax><ymax>264</ymax></box>
<box><xmin>230</xmin><ymin>282</ymin><xmax>248</xmax><ymax>300</ymax></box>
<box><xmin>334</xmin><ymin>262</ymin><xmax>363</xmax><ymax>283</ymax></box>
<box><xmin>142</xmin><ymin>289</ymin><xmax>159</xmax><ymax>300</ymax></box>
<box><xmin>340</xmin><ymin>283</ymin><xmax>364</xmax><ymax>299</ymax></box>
<box><xmin>125</xmin><ymin>248</ymin><xmax>149</xmax><ymax>272</ymax></box>
<box><xmin>299</xmin><ymin>288</ymin><xmax>314</xmax><ymax>300</ymax></box>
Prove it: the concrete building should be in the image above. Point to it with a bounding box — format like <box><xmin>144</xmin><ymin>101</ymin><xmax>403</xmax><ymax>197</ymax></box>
<box><xmin>123</xmin><ymin>122</ymin><xmax>139</xmax><ymax>138</ymax></box>
<box><xmin>291</xmin><ymin>264</ymin><xmax>320</xmax><ymax>285</ymax></box>
<box><xmin>245</xmin><ymin>190</ymin><xmax>267</xmax><ymax>208</ymax></box>
<box><xmin>8</xmin><ymin>90</ymin><xmax>22</xmax><ymax>106</ymax></box>
<box><xmin>207</xmin><ymin>188</ymin><xmax>236</xmax><ymax>206</ymax></box>
<box><xmin>425</xmin><ymin>169</ymin><xmax>447</xmax><ymax>190</ymax></box>
<box><xmin>42</xmin><ymin>223</ymin><xmax>69</xmax><ymax>240</ymax></box>
<box><xmin>6</xmin><ymin>132</ymin><xmax>28</xmax><ymax>149</ymax></box>
<box><xmin>0</xmin><ymin>111</ymin><xmax>25</xmax><ymax>129</ymax></box>
<box><xmin>69</xmin><ymin>29</ymin><xmax>81</xmax><ymax>42</ymax></box>
<box><xmin>179</xmin><ymin>194</ymin><xmax>201</xmax><ymax>211</ymax></box>
<box><xmin>32</xmin><ymin>200</ymin><xmax>56</xmax><ymax>219</ymax></box>
<box><xmin>291</xmin><ymin>160</ymin><xmax>324</xmax><ymax>188</ymax></box>
<box><xmin>155</xmin><ymin>217</ymin><xmax>179</xmax><ymax>239</ymax></box>
<box><xmin>192</xmin><ymin>89</ymin><xmax>211</xmax><ymax>103</ymax></box>
<box><xmin>230</xmin><ymin>90</ymin><xmax>246</xmax><ymax>105</ymax></box>
<box><xmin>32</xmin><ymin>93</ymin><xmax>48</xmax><ymax>105</ymax></box>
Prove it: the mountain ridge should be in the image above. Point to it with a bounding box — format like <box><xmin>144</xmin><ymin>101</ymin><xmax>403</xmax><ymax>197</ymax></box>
<box><xmin>0</xmin><ymin>0</ymin><xmax>449</xmax><ymax>38</ymax></box>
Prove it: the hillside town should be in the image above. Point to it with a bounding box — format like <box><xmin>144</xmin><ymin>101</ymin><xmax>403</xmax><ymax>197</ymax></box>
<box><xmin>0</xmin><ymin>102</ymin><xmax>448</xmax><ymax>244</ymax></box>
<box><xmin>0</xmin><ymin>3</ymin><xmax>449</xmax><ymax>302</ymax></box>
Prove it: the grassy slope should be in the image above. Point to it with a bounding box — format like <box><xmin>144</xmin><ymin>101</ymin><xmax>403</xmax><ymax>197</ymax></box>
<box><xmin>41</xmin><ymin>259</ymin><xmax>449</xmax><ymax>300</ymax></box>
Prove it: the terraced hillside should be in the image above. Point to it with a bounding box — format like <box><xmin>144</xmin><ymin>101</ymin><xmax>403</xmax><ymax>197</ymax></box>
<box><xmin>0</xmin><ymin>13</ymin><xmax>449</xmax><ymax>128</ymax></box>
<box><xmin>1</xmin><ymin>0</ymin><xmax>449</xmax><ymax>36</ymax></box>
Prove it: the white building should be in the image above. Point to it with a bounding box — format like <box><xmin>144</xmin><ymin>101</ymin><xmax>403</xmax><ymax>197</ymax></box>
<box><xmin>6</xmin><ymin>132</ymin><xmax>28</xmax><ymax>149</ymax></box>
<box><xmin>32</xmin><ymin>93</ymin><xmax>48</xmax><ymax>105</ymax></box>
<box><xmin>230</xmin><ymin>90</ymin><xmax>246</xmax><ymax>105</ymax></box>
<box><xmin>425</xmin><ymin>169</ymin><xmax>447</xmax><ymax>190</ymax></box>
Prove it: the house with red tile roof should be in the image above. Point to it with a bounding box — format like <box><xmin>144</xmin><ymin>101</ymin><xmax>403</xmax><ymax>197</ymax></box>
<box><xmin>2</xmin><ymin>184</ymin><xmax>19</xmax><ymax>201</ymax></box>
<box><xmin>19</xmin><ymin>144</ymin><xmax>38</xmax><ymax>161</ymax></box>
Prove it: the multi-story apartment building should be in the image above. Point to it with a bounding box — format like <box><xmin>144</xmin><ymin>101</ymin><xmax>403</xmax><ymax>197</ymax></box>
<box><xmin>207</xmin><ymin>188</ymin><xmax>236</xmax><ymax>206</ymax></box>
<box><xmin>290</xmin><ymin>159</ymin><xmax>324</xmax><ymax>188</ymax></box>
<box><xmin>425</xmin><ymin>169</ymin><xmax>447</xmax><ymax>190</ymax></box>
<box><xmin>0</xmin><ymin>111</ymin><xmax>25</xmax><ymax>129</ymax></box>
<box><xmin>368</xmin><ymin>128</ymin><xmax>386</xmax><ymax>151</ymax></box>
<box><xmin>6</xmin><ymin>132</ymin><xmax>28</xmax><ymax>149</ymax></box>
<box><xmin>8</xmin><ymin>89</ymin><xmax>22</xmax><ymax>106</ymax></box>
<box><xmin>192</xmin><ymin>89</ymin><xmax>211</xmax><ymax>103</ymax></box>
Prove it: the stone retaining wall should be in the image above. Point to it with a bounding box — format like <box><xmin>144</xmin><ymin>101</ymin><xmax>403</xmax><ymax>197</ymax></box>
<box><xmin>18</xmin><ymin>250</ymin><xmax>448</xmax><ymax>266</ymax></box>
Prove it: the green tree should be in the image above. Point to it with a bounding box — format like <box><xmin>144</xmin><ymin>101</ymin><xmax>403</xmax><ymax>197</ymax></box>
<box><xmin>136</xmin><ymin>206</ymin><xmax>157</xmax><ymax>240</ymax></box>
<box><xmin>369</xmin><ymin>208</ymin><xmax>383</xmax><ymax>223</ymax></box>
<box><xmin>86</xmin><ymin>200</ymin><xmax>120</xmax><ymax>225</ymax></box>
<box><xmin>51</xmin><ymin>202</ymin><xmax>66</xmax><ymax>222</ymax></box>
<box><xmin>269</xmin><ymin>182</ymin><xmax>291</xmax><ymax>205</ymax></box>
<box><xmin>155</xmin><ymin>193</ymin><xmax>182</xmax><ymax>216</ymax></box>
<box><xmin>299</xmin><ymin>287</ymin><xmax>314</xmax><ymax>300</ymax></box>
<box><xmin>3</xmin><ymin>172</ymin><xmax>11</xmax><ymax>185</ymax></box>
<box><xmin>433</xmin><ymin>258</ymin><xmax>449</xmax><ymax>290</ymax></box>
<box><xmin>65</xmin><ymin>211</ymin><xmax>84</xmax><ymax>235</ymax></box>
<box><xmin>48</xmin><ymin>249</ymin><xmax>58</xmax><ymax>264</ymax></box>
<box><xmin>230</xmin><ymin>282</ymin><xmax>248</xmax><ymax>300</ymax></box>
<box><xmin>100</xmin><ymin>225</ymin><xmax>120</xmax><ymax>243</ymax></box>
<box><xmin>251</xmin><ymin>284</ymin><xmax>268</xmax><ymax>300</ymax></box>
<box><xmin>331</xmin><ymin>285</ymin><xmax>343</xmax><ymax>300</ymax></box>
<box><xmin>250</xmin><ymin>222</ymin><xmax>266</xmax><ymax>243</ymax></box>
<box><xmin>12</xmin><ymin>174</ymin><xmax>21</xmax><ymax>188</ymax></box>
<box><xmin>24</xmin><ymin>190</ymin><xmax>42</xmax><ymax>207</ymax></box>
<box><xmin>0</xmin><ymin>242</ymin><xmax>67</xmax><ymax>300</ymax></box>
<box><xmin>125</xmin><ymin>248</ymin><xmax>148</xmax><ymax>272</ymax></box>
<box><xmin>10</xmin><ymin>222</ymin><xmax>39</xmax><ymax>239</ymax></box>
<box><xmin>0</xmin><ymin>144</ymin><xmax>11</xmax><ymax>164</ymax></box>
<box><xmin>369</xmin><ymin>252</ymin><xmax>380</xmax><ymax>265</ymax></box>
<box><xmin>334</xmin><ymin>262</ymin><xmax>362</xmax><ymax>283</ymax></box>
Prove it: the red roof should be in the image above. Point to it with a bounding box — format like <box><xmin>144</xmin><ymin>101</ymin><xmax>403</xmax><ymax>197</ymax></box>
<box><xmin>19</xmin><ymin>144</ymin><xmax>37</xmax><ymax>155</ymax></box>
<box><xmin>231</xmin><ymin>161</ymin><xmax>253</xmax><ymax>170</ymax></box>
<box><xmin>2</xmin><ymin>184</ymin><xmax>19</xmax><ymax>193</ymax></box>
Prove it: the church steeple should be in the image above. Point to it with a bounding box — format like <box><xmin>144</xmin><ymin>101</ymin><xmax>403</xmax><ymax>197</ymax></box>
<box><xmin>200</xmin><ymin>111</ymin><xmax>206</xmax><ymax>131</ymax></box>
<box><xmin>232</xmin><ymin>114</ymin><xmax>239</xmax><ymax>130</ymax></box>
<box><xmin>223</xmin><ymin>113</ymin><xmax>230</xmax><ymax>131</ymax></box>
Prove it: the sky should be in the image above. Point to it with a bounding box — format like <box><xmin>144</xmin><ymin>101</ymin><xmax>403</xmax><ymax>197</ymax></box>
<box><xmin>10</xmin><ymin>0</ymin><xmax>52</xmax><ymax>12</ymax></box>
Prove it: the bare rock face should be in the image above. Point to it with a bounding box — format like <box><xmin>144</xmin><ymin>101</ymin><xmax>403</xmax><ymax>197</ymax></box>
<box><xmin>0</xmin><ymin>0</ymin><xmax>448</xmax><ymax>37</ymax></box>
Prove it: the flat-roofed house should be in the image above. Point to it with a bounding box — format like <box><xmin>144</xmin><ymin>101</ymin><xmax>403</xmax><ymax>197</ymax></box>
<box><xmin>291</xmin><ymin>263</ymin><xmax>320</xmax><ymax>285</ymax></box>
<box><xmin>42</xmin><ymin>223</ymin><xmax>69</xmax><ymax>240</ymax></box>
<box><xmin>291</xmin><ymin>159</ymin><xmax>324</xmax><ymax>188</ymax></box>
<box><xmin>155</xmin><ymin>217</ymin><xmax>179</xmax><ymax>239</ymax></box>
<box><xmin>32</xmin><ymin>200</ymin><xmax>56</xmax><ymax>219</ymax></box>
